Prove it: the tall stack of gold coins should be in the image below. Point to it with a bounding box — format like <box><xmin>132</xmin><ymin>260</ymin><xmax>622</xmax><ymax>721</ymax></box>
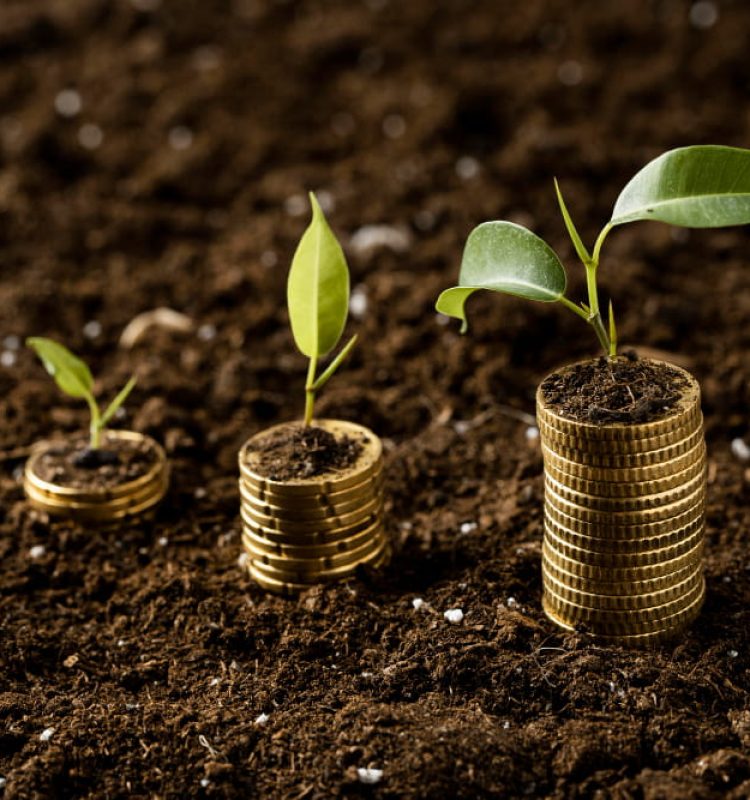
<box><xmin>24</xmin><ymin>431</ymin><xmax>169</xmax><ymax>523</ymax></box>
<box><xmin>238</xmin><ymin>420</ymin><xmax>389</xmax><ymax>595</ymax></box>
<box><xmin>537</xmin><ymin>364</ymin><xmax>706</xmax><ymax>645</ymax></box>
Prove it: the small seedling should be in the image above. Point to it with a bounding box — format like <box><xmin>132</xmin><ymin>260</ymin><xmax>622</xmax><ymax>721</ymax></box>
<box><xmin>287</xmin><ymin>193</ymin><xmax>357</xmax><ymax>425</ymax></box>
<box><xmin>436</xmin><ymin>145</ymin><xmax>750</xmax><ymax>354</ymax></box>
<box><xmin>27</xmin><ymin>337</ymin><xmax>136</xmax><ymax>449</ymax></box>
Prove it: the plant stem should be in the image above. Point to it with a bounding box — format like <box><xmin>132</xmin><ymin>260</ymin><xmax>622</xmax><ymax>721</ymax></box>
<box><xmin>304</xmin><ymin>356</ymin><xmax>317</xmax><ymax>426</ymax></box>
<box><xmin>86</xmin><ymin>395</ymin><xmax>101</xmax><ymax>449</ymax></box>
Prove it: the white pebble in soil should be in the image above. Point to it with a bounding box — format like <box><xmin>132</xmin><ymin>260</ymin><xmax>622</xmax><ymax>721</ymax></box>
<box><xmin>260</xmin><ymin>250</ymin><xmax>278</xmax><ymax>268</ymax></box>
<box><xmin>444</xmin><ymin>608</ymin><xmax>464</xmax><ymax>624</ymax></box>
<box><xmin>254</xmin><ymin>713</ymin><xmax>270</xmax><ymax>726</ymax></box>
<box><xmin>3</xmin><ymin>335</ymin><xmax>20</xmax><ymax>351</ymax></box>
<box><xmin>78</xmin><ymin>124</ymin><xmax>103</xmax><ymax>150</ymax></box>
<box><xmin>54</xmin><ymin>89</ymin><xmax>82</xmax><ymax>118</ymax></box>
<box><xmin>557</xmin><ymin>60</ymin><xmax>583</xmax><ymax>86</ymax></box>
<box><xmin>168</xmin><ymin>126</ymin><xmax>193</xmax><ymax>151</ymax></box>
<box><xmin>29</xmin><ymin>545</ymin><xmax>46</xmax><ymax>559</ymax></box>
<box><xmin>525</xmin><ymin>426</ymin><xmax>540</xmax><ymax>442</ymax></box>
<box><xmin>83</xmin><ymin>320</ymin><xmax>102</xmax><ymax>340</ymax></box>
<box><xmin>506</xmin><ymin>597</ymin><xmax>518</xmax><ymax>609</ymax></box>
<box><xmin>729</xmin><ymin>650</ymin><xmax>739</xmax><ymax>658</ymax></box>
<box><xmin>39</xmin><ymin>727</ymin><xmax>55</xmax><ymax>742</ymax></box>
<box><xmin>690</xmin><ymin>1</ymin><xmax>719</xmax><ymax>29</ymax></box>
<box><xmin>435</xmin><ymin>313</ymin><xmax>450</xmax><ymax>327</ymax></box>
<box><xmin>284</xmin><ymin>194</ymin><xmax>307</xmax><ymax>217</ymax></box>
<box><xmin>1</xmin><ymin>350</ymin><xmax>16</xmax><ymax>367</ymax></box>
<box><xmin>197</xmin><ymin>323</ymin><xmax>217</xmax><ymax>342</ymax></box>
<box><xmin>412</xmin><ymin>597</ymin><xmax>424</xmax><ymax>610</ymax></box>
<box><xmin>357</xmin><ymin>767</ymin><xmax>383</xmax><ymax>785</ymax></box>
<box><xmin>0</xmin><ymin>777</ymin><xmax>6</xmax><ymax>788</ymax></box>
<box><xmin>731</xmin><ymin>438</ymin><xmax>750</xmax><ymax>462</ymax></box>
<box><xmin>349</xmin><ymin>285</ymin><xmax>368</xmax><ymax>319</ymax></box>
<box><xmin>460</xmin><ymin>521</ymin><xmax>477</xmax><ymax>535</ymax></box>
<box><xmin>200</xmin><ymin>778</ymin><xmax>210</xmax><ymax>788</ymax></box>
<box><xmin>237</xmin><ymin>552</ymin><xmax>248</xmax><ymax>568</ymax></box>
<box><xmin>350</xmin><ymin>224</ymin><xmax>411</xmax><ymax>255</ymax></box>
<box><xmin>455</xmin><ymin>156</ymin><xmax>480</xmax><ymax>180</ymax></box>
<box><xmin>157</xmin><ymin>536</ymin><xmax>168</xmax><ymax>547</ymax></box>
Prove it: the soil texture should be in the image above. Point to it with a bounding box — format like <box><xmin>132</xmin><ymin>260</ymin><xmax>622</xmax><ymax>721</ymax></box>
<box><xmin>245</xmin><ymin>424</ymin><xmax>363</xmax><ymax>481</ymax></box>
<box><xmin>32</xmin><ymin>432</ymin><xmax>158</xmax><ymax>489</ymax></box>
<box><xmin>2</xmin><ymin>1</ymin><xmax>750</xmax><ymax>799</ymax></box>
<box><xmin>540</xmin><ymin>355</ymin><xmax>689</xmax><ymax>424</ymax></box>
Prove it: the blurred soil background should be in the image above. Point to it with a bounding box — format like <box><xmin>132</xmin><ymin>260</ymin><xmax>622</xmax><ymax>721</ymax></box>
<box><xmin>1</xmin><ymin>0</ymin><xmax>750</xmax><ymax>797</ymax></box>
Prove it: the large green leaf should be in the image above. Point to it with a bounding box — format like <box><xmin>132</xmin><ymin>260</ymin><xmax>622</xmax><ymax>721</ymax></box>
<box><xmin>611</xmin><ymin>145</ymin><xmax>750</xmax><ymax>227</ymax></box>
<box><xmin>27</xmin><ymin>337</ymin><xmax>94</xmax><ymax>400</ymax></box>
<box><xmin>287</xmin><ymin>193</ymin><xmax>350</xmax><ymax>359</ymax></box>
<box><xmin>435</xmin><ymin>221</ymin><xmax>567</xmax><ymax>331</ymax></box>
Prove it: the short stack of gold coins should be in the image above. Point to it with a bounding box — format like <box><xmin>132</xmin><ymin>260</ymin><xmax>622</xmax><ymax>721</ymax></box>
<box><xmin>24</xmin><ymin>430</ymin><xmax>169</xmax><ymax>524</ymax></box>
<box><xmin>536</xmin><ymin>362</ymin><xmax>706</xmax><ymax>645</ymax></box>
<box><xmin>238</xmin><ymin>420</ymin><xmax>390</xmax><ymax>595</ymax></box>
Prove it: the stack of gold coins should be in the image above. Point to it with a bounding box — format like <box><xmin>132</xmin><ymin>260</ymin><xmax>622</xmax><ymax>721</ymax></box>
<box><xmin>536</xmin><ymin>364</ymin><xmax>706</xmax><ymax>645</ymax></box>
<box><xmin>238</xmin><ymin>420</ymin><xmax>389</xmax><ymax>595</ymax></box>
<box><xmin>24</xmin><ymin>431</ymin><xmax>169</xmax><ymax>523</ymax></box>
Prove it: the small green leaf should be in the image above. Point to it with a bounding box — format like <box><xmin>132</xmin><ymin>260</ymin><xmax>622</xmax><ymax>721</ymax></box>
<box><xmin>611</xmin><ymin>145</ymin><xmax>750</xmax><ymax>228</ymax></box>
<box><xmin>27</xmin><ymin>337</ymin><xmax>94</xmax><ymax>400</ymax></box>
<box><xmin>554</xmin><ymin>178</ymin><xmax>591</xmax><ymax>264</ymax></box>
<box><xmin>435</xmin><ymin>221</ymin><xmax>567</xmax><ymax>331</ymax></box>
<box><xmin>100</xmin><ymin>376</ymin><xmax>137</xmax><ymax>427</ymax></box>
<box><xmin>287</xmin><ymin>192</ymin><xmax>350</xmax><ymax>359</ymax></box>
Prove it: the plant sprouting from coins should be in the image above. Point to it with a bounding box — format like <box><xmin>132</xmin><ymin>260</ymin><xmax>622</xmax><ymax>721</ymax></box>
<box><xmin>27</xmin><ymin>338</ymin><xmax>136</xmax><ymax>449</ymax></box>
<box><xmin>436</xmin><ymin>145</ymin><xmax>750</xmax><ymax>353</ymax></box>
<box><xmin>287</xmin><ymin>193</ymin><xmax>358</xmax><ymax>425</ymax></box>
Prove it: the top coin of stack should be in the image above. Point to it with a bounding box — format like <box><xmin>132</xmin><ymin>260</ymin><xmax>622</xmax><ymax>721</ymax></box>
<box><xmin>536</xmin><ymin>362</ymin><xmax>706</xmax><ymax>645</ymax></box>
<box><xmin>238</xmin><ymin>419</ymin><xmax>389</xmax><ymax>595</ymax></box>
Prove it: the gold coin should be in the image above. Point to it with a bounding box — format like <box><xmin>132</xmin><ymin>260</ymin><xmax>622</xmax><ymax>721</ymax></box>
<box><xmin>242</xmin><ymin>517</ymin><xmax>382</xmax><ymax>559</ymax></box>
<box><xmin>544</xmin><ymin>481</ymin><xmax>704</xmax><ymax>525</ymax></box>
<box><xmin>541</xmin><ymin>552</ymin><xmax>700</xmax><ymax>595</ymax></box>
<box><xmin>544</xmin><ymin>465</ymin><xmax>705</xmax><ymax>513</ymax></box>
<box><xmin>543</xmin><ymin>514</ymin><xmax>704</xmax><ymax>554</ymax></box>
<box><xmin>240</xmin><ymin>466</ymin><xmax>383</xmax><ymax>509</ymax></box>
<box><xmin>535</xmin><ymin>363</ymin><xmax>701</xmax><ymax>441</ymax></box>
<box><xmin>249</xmin><ymin>536</ymin><xmax>390</xmax><ymax>583</ymax></box>
<box><xmin>543</xmin><ymin>578</ymin><xmax>705</xmax><ymax>630</ymax></box>
<box><xmin>537</xmin><ymin>413</ymin><xmax>703</xmax><ymax>455</ymax></box>
<box><xmin>543</xmin><ymin>455</ymin><xmax>706</xmax><ymax>499</ymax></box>
<box><xmin>542</xmin><ymin>596</ymin><xmax>702</xmax><ymax>645</ymax></box>
<box><xmin>246</xmin><ymin>545</ymin><xmax>391</xmax><ymax>595</ymax></box>
<box><xmin>544</xmin><ymin>496</ymin><xmax>704</xmax><ymax>538</ymax></box>
<box><xmin>240</xmin><ymin>503</ymin><xmax>382</xmax><ymax>544</ymax></box>
<box><xmin>239</xmin><ymin>478</ymin><xmax>377</xmax><ymax>521</ymax></box>
<box><xmin>542</xmin><ymin>427</ymin><xmax>704</xmax><ymax>469</ymax></box>
<box><xmin>543</xmin><ymin>523</ymin><xmax>703</xmax><ymax>568</ymax></box>
<box><xmin>244</xmin><ymin>528</ymin><xmax>386</xmax><ymax>572</ymax></box>
<box><xmin>240</xmin><ymin>493</ymin><xmax>382</xmax><ymax>532</ymax></box>
<box><xmin>542</xmin><ymin>562</ymin><xmax>702</xmax><ymax>610</ymax></box>
<box><xmin>542</xmin><ymin>536</ymin><xmax>703</xmax><ymax>579</ymax></box>
<box><xmin>239</xmin><ymin>419</ymin><xmax>382</xmax><ymax>496</ymax></box>
<box><xmin>541</xmin><ymin>439</ymin><xmax>706</xmax><ymax>482</ymax></box>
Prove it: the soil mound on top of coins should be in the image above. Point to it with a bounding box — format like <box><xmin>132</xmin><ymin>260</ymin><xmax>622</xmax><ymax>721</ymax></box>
<box><xmin>541</xmin><ymin>355</ymin><xmax>689</xmax><ymax>425</ymax></box>
<box><xmin>246</xmin><ymin>424</ymin><xmax>363</xmax><ymax>481</ymax></box>
<box><xmin>34</xmin><ymin>434</ymin><xmax>158</xmax><ymax>489</ymax></box>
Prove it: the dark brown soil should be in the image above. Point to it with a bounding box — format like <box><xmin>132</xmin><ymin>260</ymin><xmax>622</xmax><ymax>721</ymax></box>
<box><xmin>245</xmin><ymin>423</ymin><xmax>363</xmax><ymax>481</ymax></box>
<box><xmin>2</xmin><ymin>1</ymin><xmax>750</xmax><ymax>799</ymax></box>
<box><xmin>540</xmin><ymin>355</ymin><xmax>689</xmax><ymax>424</ymax></box>
<box><xmin>33</xmin><ymin>432</ymin><xmax>158</xmax><ymax>489</ymax></box>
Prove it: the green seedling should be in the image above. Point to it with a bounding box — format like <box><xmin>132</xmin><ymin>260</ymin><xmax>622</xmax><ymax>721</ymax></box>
<box><xmin>287</xmin><ymin>193</ymin><xmax>357</xmax><ymax>426</ymax></box>
<box><xmin>27</xmin><ymin>337</ymin><xmax>136</xmax><ymax>449</ymax></box>
<box><xmin>436</xmin><ymin>145</ymin><xmax>750</xmax><ymax>354</ymax></box>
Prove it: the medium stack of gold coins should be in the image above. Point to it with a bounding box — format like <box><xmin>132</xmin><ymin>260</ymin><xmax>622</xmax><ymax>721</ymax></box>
<box><xmin>238</xmin><ymin>420</ymin><xmax>389</xmax><ymax>595</ymax></box>
<box><xmin>536</xmin><ymin>364</ymin><xmax>706</xmax><ymax>645</ymax></box>
<box><xmin>24</xmin><ymin>431</ymin><xmax>169</xmax><ymax>523</ymax></box>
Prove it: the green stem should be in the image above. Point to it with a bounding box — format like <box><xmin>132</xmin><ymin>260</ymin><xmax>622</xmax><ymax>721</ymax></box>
<box><xmin>304</xmin><ymin>356</ymin><xmax>317</xmax><ymax>426</ymax></box>
<box><xmin>86</xmin><ymin>395</ymin><xmax>101</xmax><ymax>449</ymax></box>
<box><xmin>558</xmin><ymin>295</ymin><xmax>590</xmax><ymax>321</ymax></box>
<box><xmin>592</xmin><ymin>222</ymin><xmax>613</xmax><ymax>266</ymax></box>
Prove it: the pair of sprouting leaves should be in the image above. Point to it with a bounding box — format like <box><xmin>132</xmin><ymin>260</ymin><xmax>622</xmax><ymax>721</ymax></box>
<box><xmin>436</xmin><ymin>145</ymin><xmax>750</xmax><ymax>336</ymax></box>
<box><xmin>27</xmin><ymin>337</ymin><xmax>135</xmax><ymax>448</ymax></box>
